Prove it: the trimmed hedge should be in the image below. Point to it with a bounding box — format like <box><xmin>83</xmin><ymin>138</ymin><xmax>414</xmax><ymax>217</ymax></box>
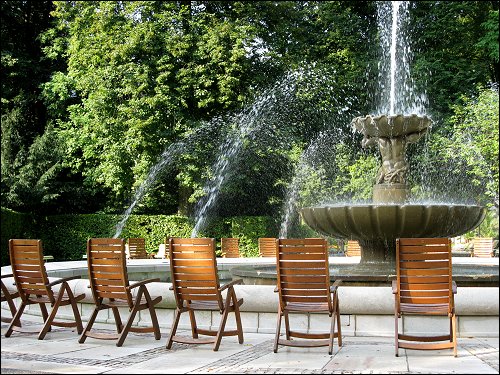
<box><xmin>1</xmin><ymin>207</ymin><xmax>36</xmax><ymax>266</ymax></box>
<box><xmin>1</xmin><ymin>208</ymin><xmax>279</xmax><ymax>264</ymax></box>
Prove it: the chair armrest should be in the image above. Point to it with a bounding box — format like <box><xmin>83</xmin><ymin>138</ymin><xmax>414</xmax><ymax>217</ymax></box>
<box><xmin>330</xmin><ymin>279</ymin><xmax>342</xmax><ymax>292</ymax></box>
<box><xmin>392</xmin><ymin>280</ymin><xmax>398</xmax><ymax>294</ymax></box>
<box><xmin>1</xmin><ymin>274</ymin><xmax>13</xmax><ymax>279</ymax></box>
<box><xmin>452</xmin><ymin>281</ymin><xmax>457</xmax><ymax>294</ymax></box>
<box><xmin>127</xmin><ymin>278</ymin><xmax>160</xmax><ymax>290</ymax></box>
<box><xmin>219</xmin><ymin>279</ymin><xmax>242</xmax><ymax>291</ymax></box>
<box><xmin>47</xmin><ymin>275</ymin><xmax>81</xmax><ymax>287</ymax></box>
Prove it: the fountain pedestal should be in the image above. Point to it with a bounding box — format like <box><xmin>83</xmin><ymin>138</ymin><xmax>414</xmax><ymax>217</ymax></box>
<box><xmin>372</xmin><ymin>183</ymin><xmax>408</xmax><ymax>204</ymax></box>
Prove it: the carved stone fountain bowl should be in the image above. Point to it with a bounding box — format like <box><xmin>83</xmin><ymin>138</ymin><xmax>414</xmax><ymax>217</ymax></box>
<box><xmin>301</xmin><ymin>203</ymin><xmax>486</xmax><ymax>240</ymax></box>
<box><xmin>351</xmin><ymin>113</ymin><xmax>431</xmax><ymax>138</ymax></box>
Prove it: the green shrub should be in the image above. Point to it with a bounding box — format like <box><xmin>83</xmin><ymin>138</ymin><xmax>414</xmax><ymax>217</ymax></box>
<box><xmin>1</xmin><ymin>207</ymin><xmax>279</xmax><ymax>263</ymax></box>
<box><xmin>1</xmin><ymin>207</ymin><xmax>36</xmax><ymax>266</ymax></box>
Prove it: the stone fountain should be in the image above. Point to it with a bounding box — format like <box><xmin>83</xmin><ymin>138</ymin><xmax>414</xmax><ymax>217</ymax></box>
<box><xmin>300</xmin><ymin>1</ymin><xmax>486</xmax><ymax>272</ymax></box>
<box><xmin>300</xmin><ymin>113</ymin><xmax>486</xmax><ymax>269</ymax></box>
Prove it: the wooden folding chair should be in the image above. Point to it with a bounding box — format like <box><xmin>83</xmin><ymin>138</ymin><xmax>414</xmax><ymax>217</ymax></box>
<box><xmin>472</xmin><ymin>237</ymin><xmax>494</xmax><ymax>258</ymax></box>
<box><xmin>393</xmin><ymin>238</ymin><xmax>457</xmax><ymax>357</ymax></box>
<box><xmin>79</xmin><ymin>238</ymin><xmax>162</xmax><ymax>347</ymax></box>
<box><xmin>258</xmin><ymin>237</ymin><xmax>276</xmax><ymax>257</ymax></box>
<box><xmin>127</xmin><ymin>237</ymin><xmax>149</xmax><ymax>259</ymax></box>
<box><xmin>1</xmin><ymin>274</ymin><xmax>19</xmax><ymax>324</ymax></box>
<box><xmin>274</xmin><ymin>238</ymin><xmax>342</xmax><ymax>354</ymax></box>
<box><xmin>346</xmin><ymin>240</ymin><xmax>361</xmax><ymax>257</ymax></box>
<box><xmin>166</xmin><ymin>237</ymin><xmax>244</xmax><ymax>351</ymax></box>
<box><xmin>221</xmin><ymin>237</ymin><xmax>240</xmax><ymax>258</ymax></box>
<box><xmin>5</xmin><ymin>239</ymin><xmax>84</xmax><ymax>339</ymax></box>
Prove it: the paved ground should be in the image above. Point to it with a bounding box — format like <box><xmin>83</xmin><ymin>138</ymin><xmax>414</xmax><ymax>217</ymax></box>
<box><xmin>1</xmin><ymin>318</ymin><xmax>498</xmax><ymax>374</ymax></box>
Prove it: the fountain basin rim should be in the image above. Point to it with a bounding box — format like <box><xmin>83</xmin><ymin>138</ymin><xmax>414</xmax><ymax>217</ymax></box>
<box><xmin>305</xmin><ymin>203</ymin><xmax>486</xmax><ymax>209</ymax></box>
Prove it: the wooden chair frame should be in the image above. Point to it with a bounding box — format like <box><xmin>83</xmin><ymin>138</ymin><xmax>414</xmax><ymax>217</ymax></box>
<box><xmin>127</xmin><ymin>237</ymin><xmax>150</xmax><ymax>259</ymax></box>
<box><xmin>221</xmin><ymin>237</ymin><xmax>240</xmax><ymax>258</ymax></box>
<box><xmin>258</xmin><ymin>237</ymin><xmax>276</xmax><ymax>257</ymax></box>
<box><xmin>79</xmin><ymin>238</ymin><xmax>162</xmax><ymax>347</ymax></box>
<box><xmin>166</xmin><ymin>237</ymin><xmax>244</xmax><ymax>351</ymax></box>
<box><xmin>5</xmin><ymin>239</ymin><xmax>84</xmax><ymax>340</ymax></box>
<box><xmin>346</xmin><ymin>240</ymin><xmax>361</xmax><ymax>257</ymax></box>
<box><xmin>472</xmin><ymin>237</ymin><xmax>494</xmax><ymax>258</ymax></box>
<box><xmin>274</xmin><ymin>238</ymin><xmax>342</xmax><ymax>354</ymax></box>
<box><xmin>1</xmin><ymin>274</ymin><xmax>20</xmax><ymax>324</ymax></box>
<box><xmin>393</xmin><ymin>238</ymin><xmax>457</xmax><ymax>357</ymax></box>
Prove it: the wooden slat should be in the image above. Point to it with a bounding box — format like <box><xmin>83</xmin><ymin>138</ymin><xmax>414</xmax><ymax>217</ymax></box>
<box><xmin>179</xmin><ymin>293</ymin><xmax>218</xmax><ymax>301</ymax></box>
<box><xmin>280</xmin><ymin>275</ymin><xmax>327</xmax><ymax>283</ymax></box>
<box><xmin>221</xmin><ymin>238</ymin><xmax>240</xmax><ymax>258</ymax></box>
<box><xmin>171</xmin><ymin>251</ymin><xmax>212</xmax><ymax>259</ymax></box>
<box><xmin>400</xmin><ymin>297</ymin><xmax>450</xmax><ymax>304</ymax></box>
<box><xmin>282</xmin><ymin>289</ymin><xmax>327</xmax><ymax>296</ymax></box>
<box><xmin>400</xmin><ymin>283</ymin><xmax>450</xmax><ymax>290</ymax></box>
<box><xmin>279</xmin><ymin>253</ymin><xmax>325</xmax><ymax>260</ymax></box>
<box><xmin>173</xmin><ymin>259</ymin><xmax>214</xmax><ymax>267</ymax></box>
<box><xmin>283</xmin><ymin>295</ymin><xmax>329</xmax><ymax>303</ymax></box>
<box><xmin>346</xmin><ymin>240</ymin><xmax>361</xmax><ymax>257</ymax></box>
<box><xmin>473</xmin><ymin>237</ymin><xmax>494</xmax><ymax>258</ymax></box>
<box><xmin>400</xmin><ymin>268</ymin><xmax>450</xmax><ymax>276</ymax></box>
<box><xmin>400</xmin><ymin>290</ymin><xmax>449</xmax><ymax>297</ymax></box>
<box><xmin>259</xmin><ymin>238</ymin><xmax>276</xmax><ymax>257</ymax></box>
<box><xmin>400</xmin><ymin>261</ymin><xmax>450</xmax><ymax>269</ymax></box>
<box><xmin>400</xmin><ymin>275</ymin><xmax>450</xmax><ymax>284</ymax></box>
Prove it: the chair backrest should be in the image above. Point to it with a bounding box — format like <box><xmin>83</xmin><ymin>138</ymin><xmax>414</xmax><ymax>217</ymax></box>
<box><xmin>259</xmin><ymin>237</ymin><xmax>276</xmax><ymax>257</ymax></box>
<box><xmin>346</xmin><ymin>240</ymin><xmax>361</xmax><ymax>257</ymax></box>
<box><xmin>276</xmin><ymin>238</ymin><xmax>332</xmax><ymax>311</ymax></box>
<box><xmin>128</xmin><ymin>238</ymin><xmax>148</xmax><ymax>259</ymax></box>
<box><xmin>221</xmin><ymin>237</ymin><xmax>240</xmax><ymax>258</ymax></box>
<box><xmin>168</xmin><ymin>237</ymin><xmax>223</xmax><ymax>310</ymax></box>
<box><xmin>87</xmin><ymin>238</ymin><xmax>132</xmax><ymax>307</ymax></box>
<box><xmin>9</xmin><ymin>239</ymin><xmax>53</xmax><ymax>303</ymax></box>
<box><xmin>396</xmin><ymin>238</ymin><xmax>453</xmax><ymax>313</ymax></box>
<box><xmin>472</xmin><ymin>237</ymin><xmax>494</xmax><ymax>258</ymax></box>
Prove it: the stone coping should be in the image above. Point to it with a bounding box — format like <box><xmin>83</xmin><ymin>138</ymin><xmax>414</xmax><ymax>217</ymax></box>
<box><xmin>1</xmin><ymin>257</ymin><xmax>498</xmax><ymax>316</ymax></box>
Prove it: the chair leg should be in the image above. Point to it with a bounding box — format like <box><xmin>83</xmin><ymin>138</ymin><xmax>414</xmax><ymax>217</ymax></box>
<box><xmin>273</xmin><ymin>310</ymin><xmax>283</xmax><ymax>353</ymax></box>
<box><xmin>64</xmin><ymin>283</ymin><xmax>83</xmax><ymax>334</ymax></box>
<box><xmin>117</xmin><ymin>306</ymin><xmax>138</xmax><ymax>347</ymax></box>
<box><xmin>329</xmin><ymin>311</ymin><xmax>336</xmax><ymax>355</ymax></box>
<box><xmin>284</xmin><ymin>310</ymin><xmax>291</xmax><ymax>340</ymax></box>
<box><xmin>1</xmin><ymin>282</ymin><xmax>18</xmax><ymax>324</ymax></box>
<box><xmin>188</xmin><ymin>306</ymin><xmax>198</xmax><ymax>339</ymax></box>
<box><xmin>142</xmin><ymin>286</ymin><xmax>161</xmax><ymax>340</ymax></box>
<box><xmin>166</xmin><ymin>308</ymin><xmax>182</xmax><ymax>349</ymax></box>
<box><xmin>79</xmin><ymin>306</ymin><xmax>100</xmax><ymax>344</ymax></box>
<box><xmin>394</xmin><ymin>313</ymin><xmax>399</xmax><ymax>357</ymax></box>
<box><xmin>336</xmin><ymin>295</ymin><xmax>342</xmax><ymax>347</ymax></box>
<box><xmin>231</xmin><ymin>290</ymin><xmax>244</xmax><ymax>344</ymax></box>
<box><xmin>329</xmin><ymin>294</ymin><xmax>340</xmax><ymax>355</ymax></box>
<box><xmin>214</xmin><ymin>307</ymin><xmax>230</xmax><ymax>351</ymax></box>
<box><xmin>452</xmin><ymin>314</ymin><xmax>457</xmax><ymax>357</ymax></box>
<box><xmin>38</xmin><ymin>299</ymin><xmax>50</xmax><ymax>332</ymax></box>
<box><xmin>5</xmin><ymin>302</ymin><xmax>26</xmax><ymax>337</ymax></box>
<box><xmin>39</xmin><ymin>291</ymin><xmax>65</xmax><ymax>340</ymax></box>
<box><xmin>111</xmin><ymin>306</ymin><xmax>123</xmax><ymax>334</ymax></box>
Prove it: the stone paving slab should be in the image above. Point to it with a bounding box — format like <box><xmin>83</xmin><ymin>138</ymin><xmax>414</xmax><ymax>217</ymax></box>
<box><xmin>1</xmin><ymin>319</ymin><xmax>498</xmax><ymax>374</ymax></box>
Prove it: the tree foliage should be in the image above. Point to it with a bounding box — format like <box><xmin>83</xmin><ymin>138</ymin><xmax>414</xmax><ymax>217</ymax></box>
<box><xmin>1</xmin><ymin>0</ymin><xmax>498</xmax><ymax>239</ymax></box>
